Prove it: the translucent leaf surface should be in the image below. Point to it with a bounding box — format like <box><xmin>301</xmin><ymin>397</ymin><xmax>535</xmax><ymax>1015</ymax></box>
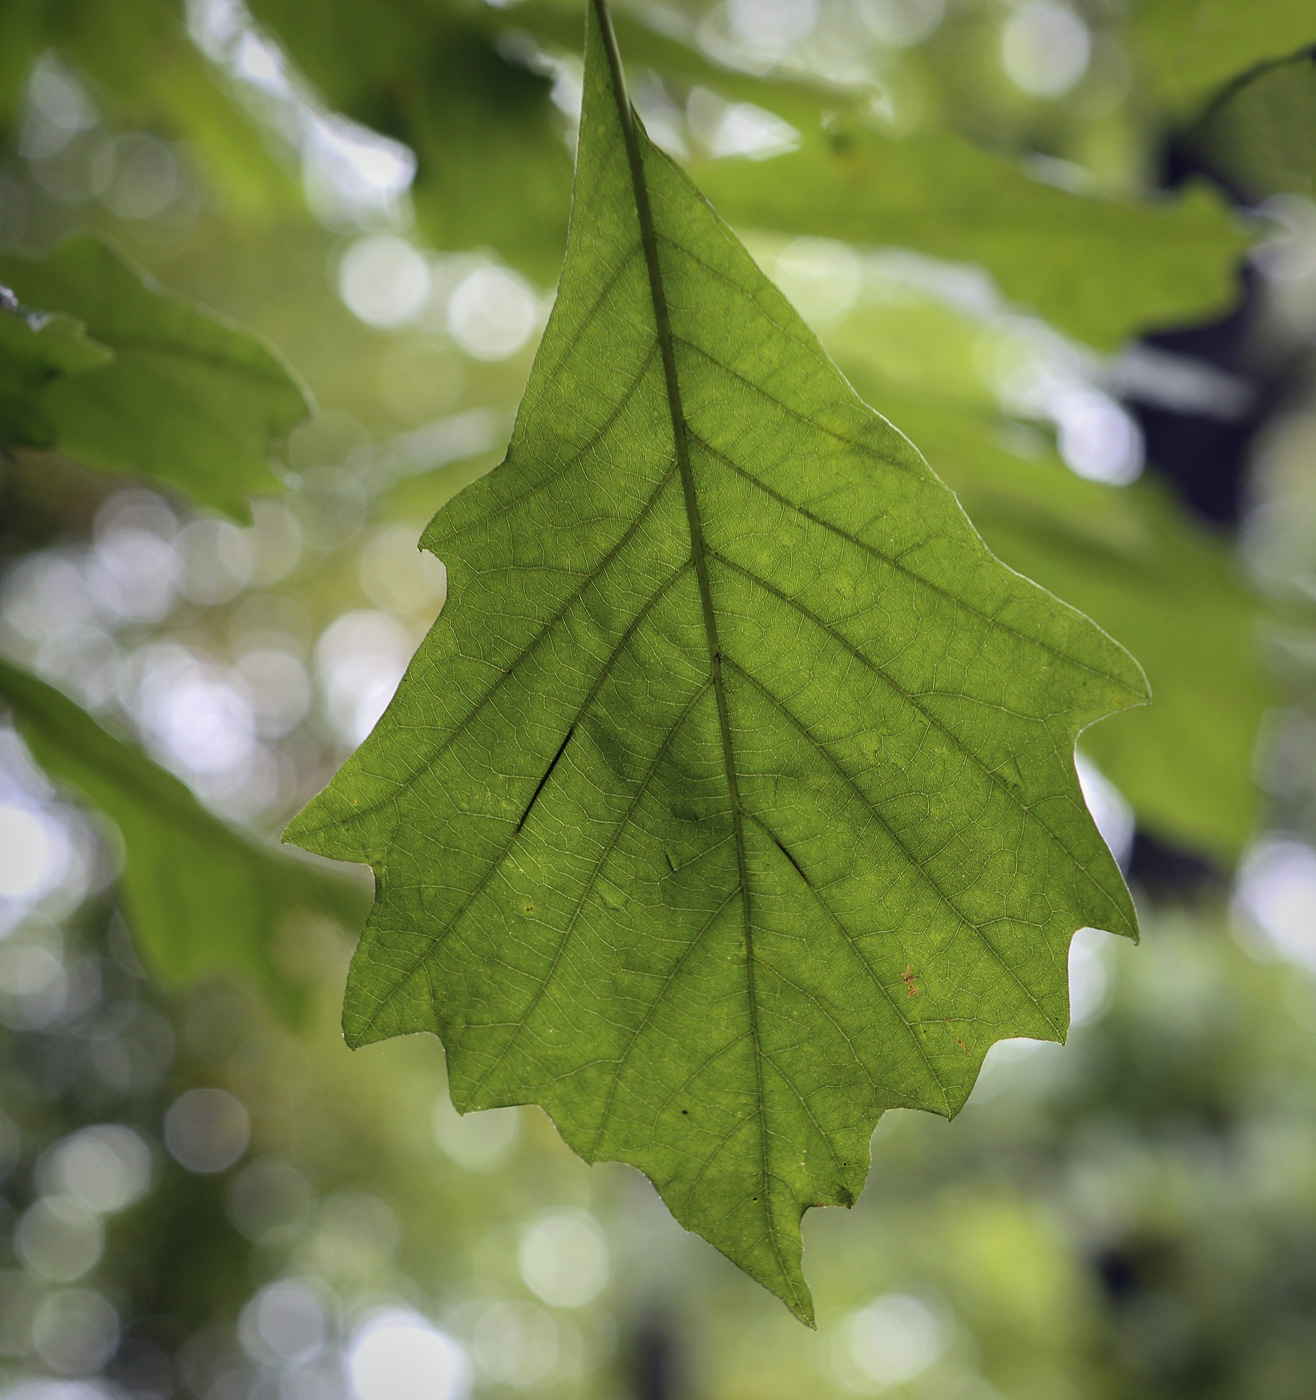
<box><xmin>286</xmin><ymin>0</ymin><xmax>1147</xmax><ymax>1320</ymax></box>
<box><xmin>0</xmin><ymin>658</ymin><xmax>369</xmax><ymax>1019</ymax></box>
<box><xmin>825</xmin><ymin>302</ymin><xmax>1270</xmax><ymax>862</ymax></box>
<box><xmin>0</xmin><ymin>238</ymin><xmax>309</xmax><ymax>520</ymax></box>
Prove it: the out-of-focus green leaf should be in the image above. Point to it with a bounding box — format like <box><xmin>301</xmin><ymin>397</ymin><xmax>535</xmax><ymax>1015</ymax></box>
<box><xmin>0</xmin><ymin>0</ymin><xmax>301</xmax><ymax>220</ymax></box>
<box><xmin>246</xmin><ymin>0</ymin><xmax>573</xmax><ymax>284</ymax></box>
<box><xmin>1133</xmin><ymin>0</ymin><xmax>1316</xmax><ymax>111</ymax></box>
<box><xmin>0</xmin><ymin>656</ymin><xmax>370</xmax><ymax>1019</ymax></box>
<box><xmin>0</xmin><ymin>0</ymin><xmax>298</xmax><ymax>221</ymax></box>
<box><xmin>286</xmin><ymin>0</ymin><xmax>1145</xmax><ymax>1322</ymax></box>
<box><xmin>0</xmin><ymin>238</ymin><xmax>310</xmax><ymax>520</ymax></box>
<box><xmin>1198</xmin><ymin>50</ymin><xmax>1316</xmax><ymax>198</ymax></box>
<box><xmin>829</xmin><ymin>309</ymin><xmax>1269</xmax><ymax>863</ymax></box>
<box><xmin>0</xmin><ymin>295</ymin><xmax>112</xmax><ymax>449</ymax></box>
<box><xmin>696</xmin><ymin>131</ymin><xmax>1248</xmax><ymax>352</ymax></box>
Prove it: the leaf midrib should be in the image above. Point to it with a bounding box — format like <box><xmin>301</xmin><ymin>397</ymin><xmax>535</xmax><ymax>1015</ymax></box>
<box><xmin>591</xmin><ymin>0</ymin><xmax>790</xmax><ymax>1299</ymax></box>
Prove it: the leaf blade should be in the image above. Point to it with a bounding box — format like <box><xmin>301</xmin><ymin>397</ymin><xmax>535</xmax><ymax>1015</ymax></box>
<box><xmin>288</xmin><ymin>0</ymin><xmax>1147</xmax><ymax>1320</ymax></box>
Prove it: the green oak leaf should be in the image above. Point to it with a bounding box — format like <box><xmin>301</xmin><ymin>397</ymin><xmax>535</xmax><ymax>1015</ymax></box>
<box><xmin>286</xmin><ymin>0</ymin><xmax>1147</xmax><ymax>1321</ymax></box>
<box><xmin>0</xmin><ymin>238</ymin><xmax>310</xmax><ymax>520</ymax></box>
<box><xmin>0</xmin><ymin>657</ymin><xmax>369</xmax><ymax>1019</ymax></box>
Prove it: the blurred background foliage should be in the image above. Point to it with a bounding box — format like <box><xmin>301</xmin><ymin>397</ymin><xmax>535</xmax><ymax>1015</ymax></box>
<box><xmin>1</xmin><ymin>0</ymin><xmax>1316</xmax><ymax>1396</ymax></box>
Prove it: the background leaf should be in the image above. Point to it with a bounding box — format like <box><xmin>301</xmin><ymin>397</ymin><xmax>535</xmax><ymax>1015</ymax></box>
<box><xmin>0</xmin><ymin>655</ymin><xmax>370</xmax><ymax>1019</ymax></box>
<box><xmin>0</xmin><ymin>237</ymin><xmax>310</xmax><ymax>519</ymax></box>
<box><xmin>1195</xmin><ymin>50</ymin><xmax>1316</xmax><ymax>199</ymax></box>
<box><xmin>1132</xmin><ymin>0</ymin><xmax>1316</xmax><ymax>111</ymax></box>
<box><xmin>287</xmin><ymin>0</ymin><xmax>1147</xmax><ymax>1321</ymax></box>
<box><xmin>695</xmin><ymin>134</ymin><xmax>1247</xmax><ymax>353</ymax></box>
<box><xmin>0</xmin><ymin>295</ymin><xmax>112</xmax><ymax>449</ymax></box>
<box><xmin>245</xmin><ymin>0</ymin><xmax>574</xmax><ymax>285</ymax></box>
<box><xmin>0</xmin><ymin>0</ymin><xmax>302</xmax><ymax>221</ymax></box>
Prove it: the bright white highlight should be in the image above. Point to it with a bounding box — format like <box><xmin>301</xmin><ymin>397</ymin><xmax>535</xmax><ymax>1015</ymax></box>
<box><xmin>41</xmin><ymin>1126</ymin><xmax>152</xmax><ymax>1215</ymax></box>
<box><xmin>1076</xmin><ymin>753</ymin><xmax>1135</xmax><ymax>868</ymax></box>
<box><xmin>727</xmin><ymin>0</ymin><xmax>819</xmax><ymax>54</ymax></box>
<box><xmin>0</xmin><ymin>803</ymin><xmax>66</xmax><ymax>899</ymax></box>
<box><xmin>831</xmin><ymin>1292</ymin><xmax>950</xmax><ymax>1390</ymax></box>
<box><xmin>1002</xmin><ymin>3</ymin><xmax>1091</xmax><ymax>97</ymax></box>
<box><xmin>1237</xmin><ymin>840</ymin><xmax>1316</xmax><ymax>974</ymax></box>
<box><xmin>32</xmin><ymin>1288</ymin><xmax>120</xmax><ymax>1375</ymax></box>
<box><xmin>240</xmin><ymin>1279</ymin><xmax>328</xmax><ymax>1365</ymax></box>
<box><xmin>1053</xmin><ymin>385</ymin><xmax>1144</xmax><ymax>485</ymax></box>
<box><xmin>447</xmin><ymin>266</ymin><xmax>540</xmax><ymax>361</ymax></box>
<box><xmin>304</xmin><ymin>114</ymin><xmax>415</xmax><ymax>224</ymax></box>
<box><xmin>687</xmin><ymin>87</ymin><xmax>800</xmax><ymax>161</ymax></box>
<box><xmin>1069</xmin><ymin>926</ymin><xmax>1114</xmax><ymax>1027</ymax></box>
<box><xmin>16</xmin><ymin>1197</ymin><xmax>105</xmax><ymax>1283</ymax></box>
<box><xmin>347</xmin><ymin>1310</ymin><xmax>470</xmax><ymax>1400</ymax></box>
<box><xmin>432</xmin><ymin>1098</ymin><xmax>520</xmax><ymax>1172</ymax></box>
<box><xmin>519</xmin><ymin>1209</ymin><xmax>609</xmax><ymax>1308</ymax></box>
<box><xmin>164</xmin><ymin>1088</ymin><xmax>250</xmax><ymax>1174</ymax></box>
<box><xmin>315</xmin><ymin>609</ymin><xmax>416</xmax><ymax>746</ymax></box>
<box><xmin>339</xmin><ymin>235</ymin><xmax>432</xmax><ymax>328</ymax></box>
<box><xmin>857</xmin><ymin>0</ymin><xmax>944</xmax><ymax>48</ymax></box>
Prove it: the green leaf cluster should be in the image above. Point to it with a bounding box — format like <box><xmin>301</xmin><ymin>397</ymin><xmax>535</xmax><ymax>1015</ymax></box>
<box><xmin>0</xmin><ymin>0</ymin><xmax>1301</xmax><ymax>1324</ymax></box>
<box><xmin>0</xmin><ymin>0</ymin><xmax>1251</xmax><ymax>349</ymax></box>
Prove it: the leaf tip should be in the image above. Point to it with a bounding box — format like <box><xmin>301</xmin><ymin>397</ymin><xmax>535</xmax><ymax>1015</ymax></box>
<box><xmin>782</xmin><ymin>1276</ymin><xmax>817</xmax><ymax>1329</ymax></box>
